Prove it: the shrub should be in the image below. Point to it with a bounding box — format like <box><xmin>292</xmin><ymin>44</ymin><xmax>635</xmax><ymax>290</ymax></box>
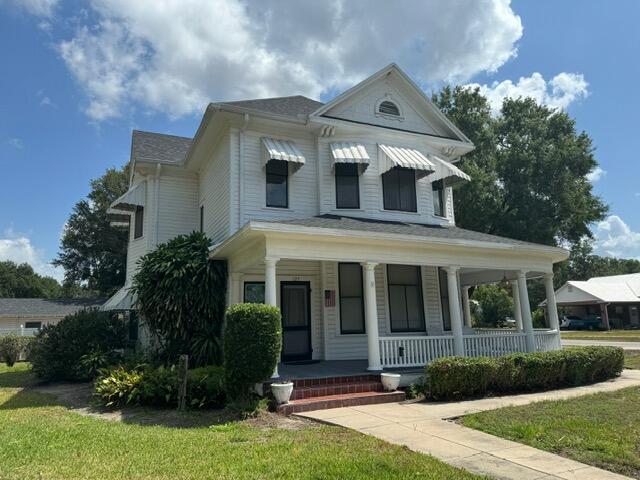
<box><xmin>131</xmin><ymin>232</ymin><xmax>227</xmax><ymax>366</ymax></box>
<box><xmin>30</xmin><ymin>309</ymin><xmax>128</xmax><ymax>381</ymax></box>
<box><xmin>224</xmin><ymin>303</ymin><xmax>282</xmax><ymax>400</ymax></box>
<box><xmin>426</xmin><ymin>346</ymin><xmax>623</xmax><ymax>400</ymax></box>
<box><xmin>94</xmin><ymin>364</ymin><xmax>226</xmax><ymax>409</ymax></box>
<box><xmin>0</xmin><ymin>334</ymin><xmax>33</xmax><ymax>367</ymax></box>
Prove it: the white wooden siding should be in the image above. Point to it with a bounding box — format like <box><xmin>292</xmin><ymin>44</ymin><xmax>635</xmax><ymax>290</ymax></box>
<box><xmin>125</xmin><ymin>178</ymin><xmax>153</xmax><ymax>283</ymax></box>
<box><xmin>199</xmin><ymin>135</ymin><xmax>231</xmax><ymax>243</ymax></box>
<box><xmin>157</xmin><ymin>173</ymin><xmax>198</xmax><ymax>244</ymax></box>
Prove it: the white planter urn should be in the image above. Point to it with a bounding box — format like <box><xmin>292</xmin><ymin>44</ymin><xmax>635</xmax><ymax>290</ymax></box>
<box><xmin>271</xmin><ymin>381</ymin><xmax>294</xmax><ymax>405</ymax></box>
<box><xmin>380</xmin><ymin>373</ymin><xmax>401</xmax><ymax>392</ymax></box>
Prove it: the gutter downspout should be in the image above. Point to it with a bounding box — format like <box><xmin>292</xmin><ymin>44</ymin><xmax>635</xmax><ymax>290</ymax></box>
<box><xmin>238</xmin><ymin>113</ymin><xmax>250</xmax><ymax>232</ymax></box>
<box><xmin>153</xmin><ymin>163</ymin><xmax>162</xmax><ymax>247</ymax></box>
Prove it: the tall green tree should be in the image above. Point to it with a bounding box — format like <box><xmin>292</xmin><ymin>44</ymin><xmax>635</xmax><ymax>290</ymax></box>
<box><xmin>54</xmin><ymin>166</ymin><xmax>129</xmax><ymax>296</ymax></box>
<box><xmin>0</xmin><ymin>261</ymin><xmax>62</xmax><ymax>298</ymax></box>
<box><xmin>433</xmin><ymin>86</ymin><xmax>607</xmax><ymax>247</ymax></box>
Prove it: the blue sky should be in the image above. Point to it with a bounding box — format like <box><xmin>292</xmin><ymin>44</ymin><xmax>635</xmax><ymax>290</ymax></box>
<box><xmin>0</xmin><ymin>0</ymin><xmax>639</xmax><ymax>281</ymax></box>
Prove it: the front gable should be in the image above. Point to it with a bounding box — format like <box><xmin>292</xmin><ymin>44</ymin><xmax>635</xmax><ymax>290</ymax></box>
<box><xmin>314</xmin><ymin>64</ymin><xmax>472</xmax><ymax>144</ymax></box>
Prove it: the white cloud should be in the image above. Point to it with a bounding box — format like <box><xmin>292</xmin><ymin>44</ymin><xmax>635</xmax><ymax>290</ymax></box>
<box><xmin>0</xmin><ymin>228</ymin><xmax>64</xmax><ymax>281</ymax></box>
<box><xmin>467</xmin><ymin>72</ymin><xmax>589</xmax><ymax>114</ymax></box>
<box><xmin>586</xmin><ymin>166</ymin><xmax>606</xmax><ymax>183</ymax></box>
<box><xmin>5</xmin><ymin>137</ymin><xmax>23</xmax><ymax>149</ymax></box>
<box><xmin>593</xmin><ymin>215</ymin><xmax>640</xmax><ymax>259</ymax></box>
<box><xmin>55</xmin><ymin>0</ymin><xmax>523</xmax><ymax>120</ymax></box>
<box><xmin>2</xmin><ymin>0</ymin><xmax>59</xmax><ymax>17</ymax></box>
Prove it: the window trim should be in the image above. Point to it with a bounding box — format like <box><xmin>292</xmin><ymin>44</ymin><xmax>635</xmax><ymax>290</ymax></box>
<box><xmin>133</xmin><ymin>206</ymin><xmax>144</xmax><ymax>239</ymax></box>
<box><xmin>338</xmin><ymin>263</ymin><xmax>366</xmax><ymax>334</ymax></box>
<box><xmin>265</xmin><ymin>159</ymin><xmax>289</xmax><ymax>208</ymax></box>
<box><xmin>382</xmin><ymin>167</ymin><xmax>418</xmax><ymax>213</ymax></box>
<box><xmin>335</xmin><ymin>163</ymin><xmax>360</xmax><ymax>209</ymax></box>
<box><xmin>386</xmin><ymin>265</ymin><xmax>426</xmax><ymax>333</ymax></box>
<box><xmin>432</xmin><ymin>180</ymin><xmax>445</xmax><ymax>218</ymax></box>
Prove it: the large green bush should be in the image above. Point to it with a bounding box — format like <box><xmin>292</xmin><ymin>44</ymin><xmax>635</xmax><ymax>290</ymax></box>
<box><xmin>0</xmin><ymin>334</ymin><xmax>33</xmax><ymax>367</ymax></box>
<box><xmin>427</xmin><ymin>346</ymin><xmax>624</xmax><ymax>400</ymax></box>
<box><xmin>131</xmin><ymin>232</ymin><xmax>227</xmax><ymax>366</ymax></box>
<box><xmin>93</xmin><ymin>364</ymin><xmax>225</xmax><ymax>409</ymax></box>
<box><xmin>223</xmin><ymin>303</ymin><xmax>282</xmax><ymax>399</ymax></box>
<box><xmin>30</xmin><ymin>309</ymin><xmax>128</xmax><ymax>381</ymax></box>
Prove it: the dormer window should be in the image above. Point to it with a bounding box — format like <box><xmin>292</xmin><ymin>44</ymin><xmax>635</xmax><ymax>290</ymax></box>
<box><xmin>378</xmin><ymin>100</ymin><xmax>400</xmax><ymax>116</ymax></box>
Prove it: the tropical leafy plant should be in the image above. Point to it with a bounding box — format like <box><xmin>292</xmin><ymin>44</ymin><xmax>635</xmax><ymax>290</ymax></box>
<box><xmin>131</xmin><ymin>232</ymin><xmax>227</xmax><ymax>366</ymax></box>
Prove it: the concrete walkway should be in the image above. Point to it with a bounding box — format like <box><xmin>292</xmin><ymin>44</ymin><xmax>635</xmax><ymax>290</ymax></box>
<box><xmin>562</xmin><ymin>339</ymin><xmax>640</xmax><ymax>350</ymax></box>
<box><xmin>298</xmin><ymin>370</ymin><xmax>640</xmax><ymax>480</ymax></box>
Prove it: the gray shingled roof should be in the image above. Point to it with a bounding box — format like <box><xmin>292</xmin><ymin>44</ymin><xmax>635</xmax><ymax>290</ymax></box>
<box><xmin>0</xmin><ymin>298</ymin><xmax>105</xmax><ymax>317</ymax></box>
<box><xmin>131</xmin><ymin>130</ymin><xmax>192</xmax><ymax>165</ymax></box>
<box><xmin>219</xmin><ymin>95</ymin><xmax>324</xmax><ymax>117</ymax></box>
<box><xmin>259</xmin><ymin>214</ymin><xmax>553</xmax><ymax>249</ymax></box>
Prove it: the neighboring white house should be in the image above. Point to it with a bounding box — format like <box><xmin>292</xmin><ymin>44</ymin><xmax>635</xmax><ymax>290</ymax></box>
<box><xmin>104</xmin><ymin>64</ymin><xmax>567</xmax><ymax>372</ymax></box>
<box><xmin>550</xmin><ymin>273</ymin><xmax>640</xmax><ymax>329</ymax></box>
<box><xmin>0</xmin><ymin>298</ymin><xmax>105</xmax><ymax>335</ymax></box>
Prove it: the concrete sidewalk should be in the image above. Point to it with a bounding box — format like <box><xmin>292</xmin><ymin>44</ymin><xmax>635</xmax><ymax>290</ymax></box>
<box><xmin>298</xmin><ymin>370</ymin><xmax>640</xmax><ymax>480</ymax></box>
<box><xmin>562</xmin><ymin>339</ymin><xmax>640</xmax><ymax>350</ymax></box>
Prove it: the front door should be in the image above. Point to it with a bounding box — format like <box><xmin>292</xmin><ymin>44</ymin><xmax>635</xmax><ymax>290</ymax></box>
<box><xmin>280</xmin><ymin>282</ymin><xmax>312</xmax><ymax>362</ymax></box>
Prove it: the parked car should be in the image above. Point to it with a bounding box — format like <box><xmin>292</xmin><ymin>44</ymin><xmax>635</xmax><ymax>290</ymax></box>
<box><xmin>559</xmin><ymin>315</ymin><xmax>602</xmax><ymax>330</ymax></box>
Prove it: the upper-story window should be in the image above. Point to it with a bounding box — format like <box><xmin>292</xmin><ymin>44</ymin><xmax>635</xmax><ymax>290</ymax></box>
<box><xmin>432</xmin><ymin>179</ymin><xmax>445</xmax><ymax>217</ymax></box>
<box><xmin>335</xmin><ymin>164</ymin><xmax>360</xmax><ymax>209</ymax></box>
<box><xmin>133</xmin><ymin>206</ymin><xmax>144</xmax><ymax>239</ymax></box>
<box><xmin>382</xmin><ymin>167</ymin><xmax>417</xmax><ymax>212</ymax></box>
<box><xmin>378</xmin><ymin>100</ymin><xmax>400</xmax><ymax>117</ymax></box>
<box><xmin>266</xmin><ymin>159</ymin><xmax>288</xmax><ymax>208</ymax></box>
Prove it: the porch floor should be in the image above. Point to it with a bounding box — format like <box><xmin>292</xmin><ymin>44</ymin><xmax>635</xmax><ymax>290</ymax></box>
<box><xmin>277</xmin><ymin>360</ymin><xmax>422</xmax><ymax>380</ymax></box>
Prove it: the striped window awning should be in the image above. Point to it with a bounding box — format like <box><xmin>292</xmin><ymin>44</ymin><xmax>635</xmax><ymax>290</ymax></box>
<box><xmin>262</xmin><ymin>137</ymin><xmax>305</xmax><ymax>169</ymax></box>
<box><xmin>110</xmin><ymin>181</ymin><xmax>146</xmax><ymax>211</ymax></box>
<box><xmin>429</xmin><ymin>155</ymin><xmax>471</xmax><ymax>185</ymax></box>
<box><xmin>378</xmin><ymin>144</ymin><xmax>435</xmax><ymax>178</ymax></box>
<box><xmin>329</xmin><ymin>142</ymin><xmax>370</xmax><ymax>173</ymax></box>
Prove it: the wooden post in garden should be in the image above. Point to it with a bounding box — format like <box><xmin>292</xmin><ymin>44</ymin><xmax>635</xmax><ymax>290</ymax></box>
<box><xmin>177</xmin><ymin>354</ymin><xmax>189</xmax><ymax>411</ymax></box>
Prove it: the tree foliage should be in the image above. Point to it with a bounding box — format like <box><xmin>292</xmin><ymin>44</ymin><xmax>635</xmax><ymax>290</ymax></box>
<box><xmin>131</xmin><ymin>232</ymin><xmax>227</xmax><ymax>366</ymax></box>
<box><xmin>54</xmin><ymin>166</ymin><xmax>129</xmax><ymax>296</ymax></box>
<box><xmin>433</xmin><ymin>86</ymin><xmax>607</xmax><ymax>248</ymax></box>
<box><xmin>471</xmin><ymin>284</ymin><xmax>513</xmax><ymax>327</ymax></box>
<box><xmin>0</xmin><ymin>261</ymin><xmax>62</xmax><ymax>298</ymax></box>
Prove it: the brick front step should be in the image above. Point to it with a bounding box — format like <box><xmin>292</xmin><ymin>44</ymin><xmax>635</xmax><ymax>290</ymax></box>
<box><xmin>290</xmin><ymin>381</ymin><xmax>384</xmax><ymax>401</ymax></box>
<box><xmin>277</xmin><ymin>390</ymin><xmax>406</xmax><ymax>415</ymax></box>
<box><xmin>291</xmin><ymin>374</ymin><xmax>381</xmax><ymax>388</ymax></box>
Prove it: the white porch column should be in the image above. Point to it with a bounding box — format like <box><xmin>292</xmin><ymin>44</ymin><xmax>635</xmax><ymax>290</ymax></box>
<box><xmin>510</xmin><ymin>280</ymin><xmax>523</xmax><ymax>331</ymax></box>
<box><xmin>229</xmin><ymin>272</ymin><xmax>242</xmax><ymax>305</ymax></box>
<box><xmin>517</xmin><ymin>270</ymin><xmax>536</xmax><ymax>352</ymax></box>
<box><xmin>265</xmin><ymin>257</ymin><xmax>280</xmax><ymax>378</ymax></box>
<box><xmin>543</xmin><ymin>273</ymin><xmax>560</xmax><ymax>331</ymax></box>
<box><xmin>362</xmin><ymin>262</ymin><xmax>382</xmax><ymax>371</ymax></box>
<box><xmin>461</xmin><ymin>286</ymin><xmax>472</xmax><ymax>328</ymax></box>
<box><xmin>445</xmin><ymin>266</ymin><xmax>465</xmax><ymax>356</ymax></box>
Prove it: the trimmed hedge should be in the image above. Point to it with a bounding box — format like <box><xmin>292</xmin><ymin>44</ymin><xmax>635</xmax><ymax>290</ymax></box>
<box><xmin>0</xmin><ymin>334</ymin><xmax>33</xmax><ymax>367</ymax></box>
<box><xmin>223</xmin><ymin>303</ymin><xmax>282</xmax><ymax>399</ymax></box>
<box><xmin>427</xmin><ymin>346</ymin><xmax>624</xmax><ymax>400</ymax></box>
<box><xmin>94</xmin><ymin>364</ymin><xmax>226</xmax><ymax>409</ymax></box>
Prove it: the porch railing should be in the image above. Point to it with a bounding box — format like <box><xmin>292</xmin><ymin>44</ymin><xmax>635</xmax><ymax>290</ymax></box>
<box><xmin>379</xmin><ymin>330</ymin><xmax>561</xmax><ymax>368</ymax></box>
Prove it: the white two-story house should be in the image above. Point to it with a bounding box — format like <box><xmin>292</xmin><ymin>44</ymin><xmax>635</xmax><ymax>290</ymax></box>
<box><xmin>105</xmin><ymin>64</ymin><xmax>567</xmax><ymax>373</ymax></box>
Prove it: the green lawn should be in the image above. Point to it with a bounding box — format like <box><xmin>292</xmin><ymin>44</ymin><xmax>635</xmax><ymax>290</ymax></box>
<box><xmin>561</xmin><ymin>329</ymin><xmax>640</xmax><ymax>341</ymax></box>
<box><xmin>625</xmin><ymin>350</ymin><xmax>640</xmax><ymax>369</ymax></box>
<box><xmin>0</xmin><ymin>364</ymin><xmax>483</xmax><ymax>480</ymax></box>
<box><xmin>462</xmin><ymin>387</ymin><xmax>640</xmax><ymax>478</ymax></box>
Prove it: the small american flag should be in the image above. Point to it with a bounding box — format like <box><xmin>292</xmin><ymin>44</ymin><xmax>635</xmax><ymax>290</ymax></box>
<box><xmin>324</xmin><ymin>289</ymin><xmax>336</xmax><ymax>307</ymax></box>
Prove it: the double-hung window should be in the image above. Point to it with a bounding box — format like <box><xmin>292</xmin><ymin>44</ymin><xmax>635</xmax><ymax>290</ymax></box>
<box><xmin>438</xmin><ymin>268</ymin><xmax>451</xmax><ymax>331</ymax></box>
<box><xmin>432</xmin><ymin>180</ymin><xmax>445</xmax><ymax>217</ymax></box>
<box><xmin>387</xmin><ymin>265</ymin><xmax>425</xmax><ymax>332</ymax></box>
<box><xmin>338</xmin><ymin>263</ymin><xmax>365</xmax><ymax>334</ymax></box>
<box><xmin>335</xmin><ymin>164</ymin><xmax>360</xmax><ymax>209</ymax></box>
<box><xmin>382</xmin><ymin>167</ymin><xmax>417</xmax><ymax>212</ymax></box>
<box><xmin>266</xmin><ymin>159</ymin><xmax>288</xmax><ymax>208</ymax></box>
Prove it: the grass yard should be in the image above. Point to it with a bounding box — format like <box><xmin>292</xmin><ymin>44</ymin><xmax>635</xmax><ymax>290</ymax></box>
<box><xmin>625</xmin><ymin>350</ymin><xmax>640</xmax><ymax>369</ymax></box>
<box><xmin>462</xmin><ymin>386</ymin><xmax>640</xmax><ymax>478</ymax></box>
<box><xmin>561</xmin><ymin>329</ymin><xmax>640</xmax><ymax>341</ymax></box>
<box><xmin>0</xmin><ymin>365</ymin><xmax>484</xmax><ymax>480</ymax></box>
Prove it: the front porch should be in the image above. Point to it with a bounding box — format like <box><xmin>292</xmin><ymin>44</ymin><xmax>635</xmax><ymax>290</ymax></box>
<box><xmin>212</xmin><ymin>216</ymin><xmax>566</xmax><ymax>373</ymax></box>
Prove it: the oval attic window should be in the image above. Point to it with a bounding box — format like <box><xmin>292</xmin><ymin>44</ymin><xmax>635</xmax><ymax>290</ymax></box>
<box><xmin>378</xmin><ymin>100</ymin><xmax>400</xmax><ymax>116</ymax></box>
